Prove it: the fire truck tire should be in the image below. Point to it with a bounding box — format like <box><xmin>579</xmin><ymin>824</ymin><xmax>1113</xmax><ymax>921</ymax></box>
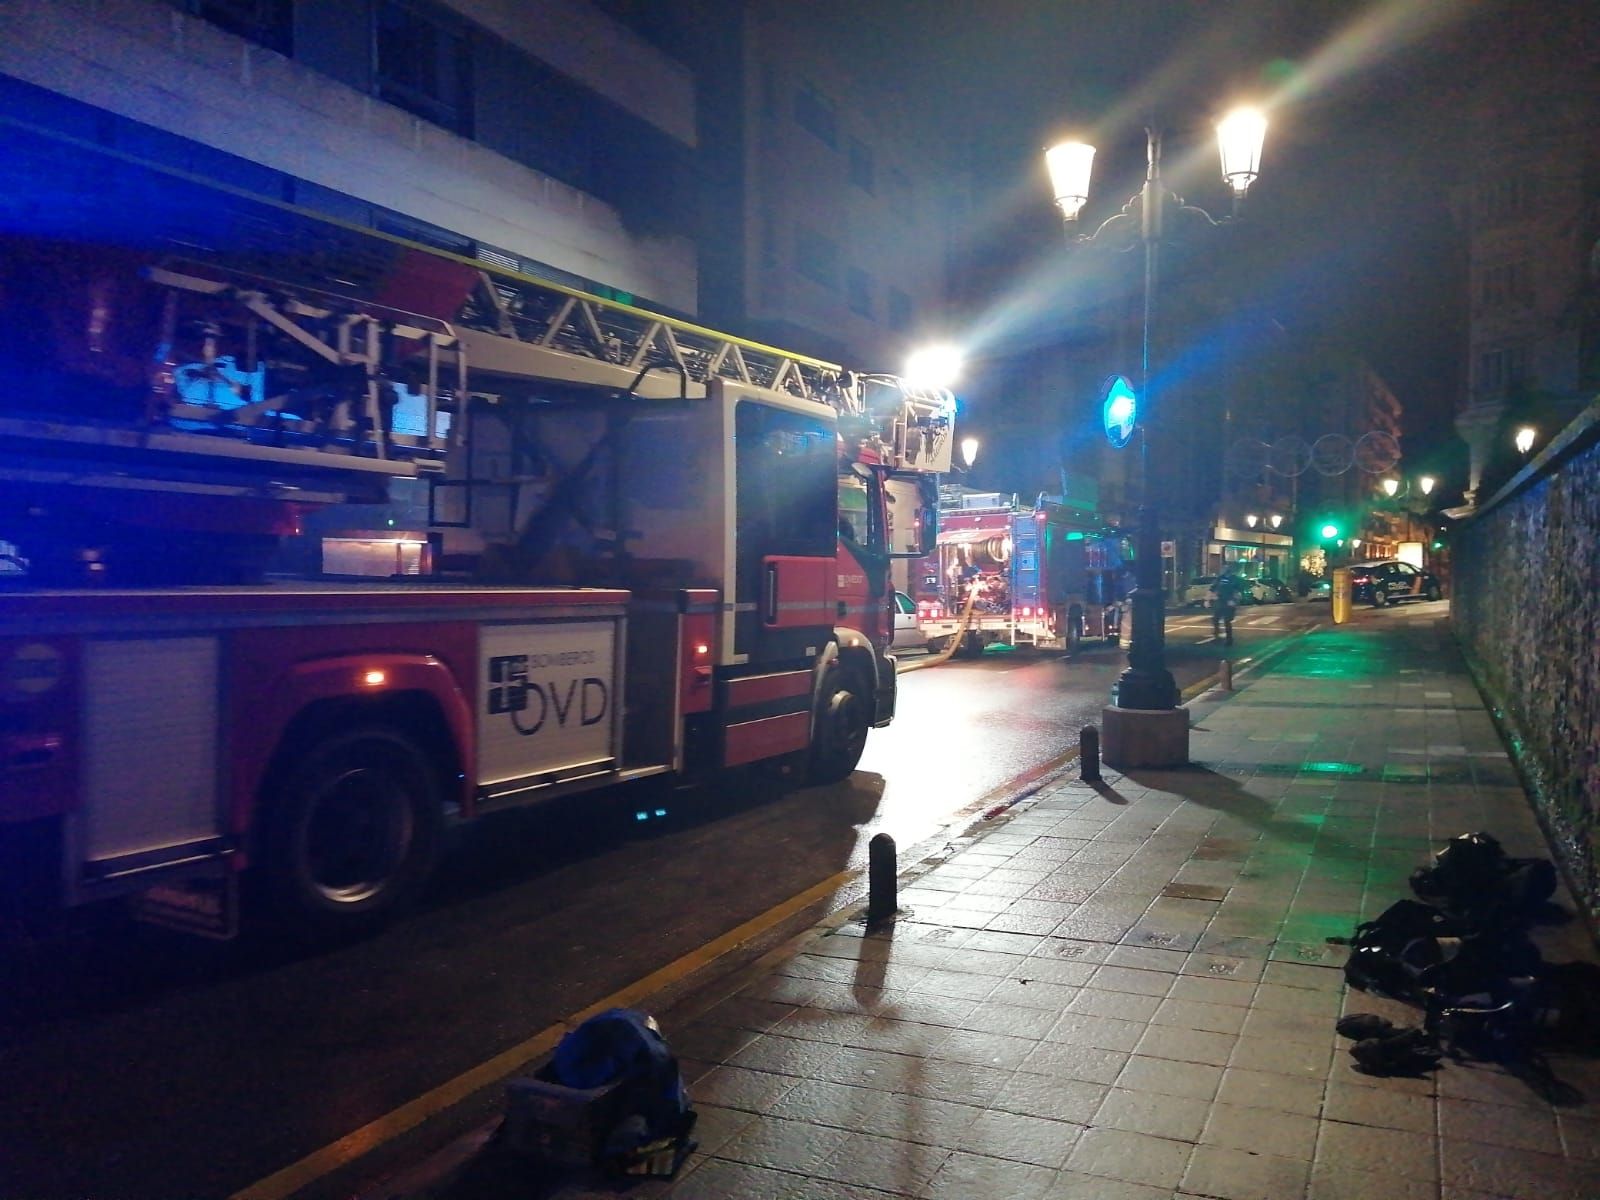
<box><xmin>1066</xmin><ymin>609</ymin><xmax>1084</xmax><ymax>656</ymax></box>
<box><xmin>262</xmin><ymin>727</ymin><xmax>442</xmax><ymax>937</ymax></box>
<box><xmin>957</xmin><ymin>633</ymin><xmax>985</xmax><ymax>658</ymax></box>
<box><xmin>807</xmin><ymin>664</ymin><xmax>870</xmax><ymax>785</ymax></box>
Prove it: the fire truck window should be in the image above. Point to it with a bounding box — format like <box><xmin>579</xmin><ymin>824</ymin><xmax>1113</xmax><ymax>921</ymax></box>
<box><xmin>735</xmin><ymin>402</ymin><xmax>835</xmax><ymax>556</ymax></box>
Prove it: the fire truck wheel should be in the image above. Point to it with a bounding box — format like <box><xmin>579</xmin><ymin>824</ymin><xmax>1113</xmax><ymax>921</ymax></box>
<box><xmin>807</xmin><ymin>664</ymin><xmax>870</xmax><ymax>785</ymax></box>
<box><xmin>1066</xmin><ymin>609</ymin><xmax>1084</xmax><ymax>655</ymax></box>
<box><xmin>956</xmin><ymin>633</ymin><xmax>985</xmax><ymax>658</ymax></box>
<box><xmin>263</xmin><ymin>727</ymin><xmax>442</xmax><ymax>937</ymax></box>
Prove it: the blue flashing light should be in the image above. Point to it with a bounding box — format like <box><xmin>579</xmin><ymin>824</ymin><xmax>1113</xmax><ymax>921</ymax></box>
<box><xmin>1101</xmin><ymin>375</ymin><xmax>1138</xmax><ymax>449</ymax></box>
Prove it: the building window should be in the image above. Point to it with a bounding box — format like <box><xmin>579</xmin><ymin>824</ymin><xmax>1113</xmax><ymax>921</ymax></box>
<box><xmin>375</xmin><ymin>1</ymin><xmax>473</xmax><ymax>136</ymax></box>
<box><xmin>887</xmin><ymin>287</ymin><xmax>912</xmax><ymax>331</ymax></box>
<box><xmin>1478</xmin><ymin>175</ymin><xmax>1537</xmax><ymax>224</ymax></box>
<box><xmin>760</xmin><ymin>211</ymin><xmax>779</xmax><ymax>270</ymax></box>
<box><xmin>795</xmin><ymin>225</ymin><xmax>839</xmax><ymax>289</ymax></box>
<box><xmin>1480</xmin><ymin>260</ymin><xmax>1530</xmax><ymax>309</ymax></box>
<box><xmin>887</xmin><ymin>167</ymin><xmax>913</xmax><ymax>218</ymax></box>
<box><xmin>1478</xmin><ymin>345</ymin><xmax>1529</xmax><ymax>391</ymax></box>
<box><xmin>848</xmin><ymin>137</ymin><xmax>875</xmax><ymax>193</ymax></box>
<box><xmin>846</xmin><ymin>267</ymin><xmax>874</xmax><ymax>318</ymax></box>
<box><xmin>761</xmin><ymin>66</ymin><xmax>780</xmax><ymax>119</ymax></box>
<box><xmin>794</xmin><ymin>83</ymin><xmax>837</xmax><ymax>149</ymax></box>
<box><xmin>172</xmin><ymin>0</ymin><xmax>293</xmax><ymax>55</ymax></box>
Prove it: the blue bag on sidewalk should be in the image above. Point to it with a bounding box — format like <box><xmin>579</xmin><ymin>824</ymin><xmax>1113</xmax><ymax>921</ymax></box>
<box><xmin>551</xmin><ymin>1008</ymin><xmax>696</xmax><ymax>1176</ymax></box>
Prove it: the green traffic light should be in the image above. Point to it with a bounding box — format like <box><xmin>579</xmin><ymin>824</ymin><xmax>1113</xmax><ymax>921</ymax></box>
<box><xmin>1320</xmin><ymin>523</ymin><xmax>1340</xmax><ymax>540</ymax></box>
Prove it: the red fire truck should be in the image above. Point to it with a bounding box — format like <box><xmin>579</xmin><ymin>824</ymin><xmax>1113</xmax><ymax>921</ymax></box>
<box><xmin>0</xmin><ymin>133</ymin><xmax>954</xmax><ymax>939</ymax></box>
<box><xmin>913</xmin><ymin>494</ymin><xmax>1125</xmax><ymax>657</ymax></box>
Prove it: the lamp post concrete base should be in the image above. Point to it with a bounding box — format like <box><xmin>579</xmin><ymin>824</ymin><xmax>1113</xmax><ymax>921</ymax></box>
<box><xmin>1101</xmin><ymin>705</ymin><xmax>1189</xmax><ymax>769</ymax></box>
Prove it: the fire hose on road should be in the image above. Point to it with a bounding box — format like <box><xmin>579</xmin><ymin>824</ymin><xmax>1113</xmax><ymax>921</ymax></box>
<box><xmin>898</xmin><ymin>586</ymin><xmax>980</xmax><ymax>672</ymax></box>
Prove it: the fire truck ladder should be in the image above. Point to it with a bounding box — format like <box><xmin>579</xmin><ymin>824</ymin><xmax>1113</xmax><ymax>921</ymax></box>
<box><xmin>463</xmin><ymin>266</ymin><xmax>848</xmax><ymax>406</ymax></box>
<box><xmin>458</xmin><ymin>264</ymin><xmax>956</xmax><ymax>473</ymax></box>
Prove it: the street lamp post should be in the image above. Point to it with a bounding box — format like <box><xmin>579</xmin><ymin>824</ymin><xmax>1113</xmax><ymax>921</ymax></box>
<box><xmin>1377</xmin><ymin>472</ymin><xmax>1439</xmax><ymax>564</ymax></box>
<box><xmin>1046</xmin><ymin>110</ymin><xmax>1268</xmax><ymax>739</ymax></box>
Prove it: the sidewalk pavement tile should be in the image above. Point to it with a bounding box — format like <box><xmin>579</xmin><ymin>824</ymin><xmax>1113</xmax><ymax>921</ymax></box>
<box><xmin>481</xmin><ymin>610</ymin><xmax>1600</xmax><ymax>1200</ymax></box>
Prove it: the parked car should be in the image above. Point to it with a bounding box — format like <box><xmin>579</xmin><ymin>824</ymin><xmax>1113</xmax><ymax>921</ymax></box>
<box><xmin>1262</xmin><ymin>579</ymin><xmax>1296</xmax><ymax>603</ymax></box>
<box><xmin>1349</xmin><ymin>560</ymin><xmax>1443</xmax><ymax>606</ymax></box>
<box><xmin>1238</xmin><ymin>577</ymin><xmax>1290</xmax><ymax>604</ymax></box>
<box><xmin>891</xmin><ymin>590</ymin><xmax>928</xmax><ymax>650</ymax></box>
<box><xmin>1185</xmin><ymin>575</ymin><xmax>1286</xmax><ymax>606</ymax></box>
<box><xmin>1307</xmin><ymin>576</ymin><xmax>1332</xmax><ymax>601</ymax></box>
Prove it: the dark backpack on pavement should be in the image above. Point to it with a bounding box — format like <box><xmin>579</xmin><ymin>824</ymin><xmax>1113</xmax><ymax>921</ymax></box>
<box><xmin>1409</xmin><ymin>831</ymin><xmax>1557</xmax><ymax>922</ymax></box>
<box><xmin>1343</xmin><ymin>900</ymin><xmax>1473</xmax><ymax>998</ymax></box>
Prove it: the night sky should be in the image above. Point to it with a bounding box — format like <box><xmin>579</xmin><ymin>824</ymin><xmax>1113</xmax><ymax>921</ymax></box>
<box><xmin>829</xmin><ymin>0</ymin><xmax>1592</xmax><ymax>461</ymax></box>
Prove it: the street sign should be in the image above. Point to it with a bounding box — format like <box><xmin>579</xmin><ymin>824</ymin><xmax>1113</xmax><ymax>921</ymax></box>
<box><xmin>1101</xmin><ymin>375</ymin><xmax>1137</xmax><ymax>449</ymax></box>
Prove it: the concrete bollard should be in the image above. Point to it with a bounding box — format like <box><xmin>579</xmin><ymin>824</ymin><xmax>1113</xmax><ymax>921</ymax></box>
<box><xmin>1220</xmin><ymin>659</ymin><xmax>1233</xmax><ymax>692</ymax></box>
<box><xmin>866</xmin><ymin>833</ymin><xmax>898</xmax><ymax>927</ymax></box>
<box><xmin>1080</xmin><ymin>725</ymin><xmax>1101</xmax><ymax>782</ymax></box>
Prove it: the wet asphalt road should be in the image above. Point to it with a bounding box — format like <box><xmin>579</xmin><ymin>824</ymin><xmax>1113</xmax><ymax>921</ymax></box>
<box><xmin>0</xmin><ymin>603</ymin><xmax>1322</xmax><ymax>1200</ymax></box>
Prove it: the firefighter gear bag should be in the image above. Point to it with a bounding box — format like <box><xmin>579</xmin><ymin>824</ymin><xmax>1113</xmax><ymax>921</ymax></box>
<box><xmin>502</xmin><ymin>1008</ymin><xmax>696</xmax><ymax>1177</ymax></box>
<box><xmin>1409</xmin><ymin>831</ymin><xmax>1557</xmax><ymax>921</ymax></box>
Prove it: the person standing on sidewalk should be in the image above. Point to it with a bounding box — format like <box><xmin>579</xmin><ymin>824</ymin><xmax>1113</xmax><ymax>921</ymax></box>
<box><xmin>1210</xmin><ymin>569</ymin><xmax>1240</xmax><ymax>645</ymax></box>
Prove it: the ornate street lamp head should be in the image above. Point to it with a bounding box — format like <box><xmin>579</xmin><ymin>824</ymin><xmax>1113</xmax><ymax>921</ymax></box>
<box><xmin>1216</xmin><ymin>107</ymin><xmax>1268</xmax><ymax>198</ymax></box>
<box><xmin>1382</xmin><ymin>478</ymin><xmax>1400</xmax><ymax>497</ymax></box>
<box><xmin>959</xmin><ymin>436</ymin><xmax>981</xmax><ymax>469</ymax></box>
<box><xmin>1045</xmin><ymin>141</ymin><xmax>1096</xmax><ymax>223</ymax></box>
<box><xmin>1418</xmin><ymin>475</ymin><xmax>1437</xmax><ymax>496</ymax></box>
<box><xmin>1269</xmin><ymin>514</ymin><xmax>1283</xmax><ymax>529</ymax></box>
<box><xmin>1515</xmin><ymin>426</ymin><xmax>1537</xmax><ymax>455</ymax></box>
<box><xmin>1244</xmin><ymin>513</ymin><xmax>1258</xmax><ymax>528</ymax></box>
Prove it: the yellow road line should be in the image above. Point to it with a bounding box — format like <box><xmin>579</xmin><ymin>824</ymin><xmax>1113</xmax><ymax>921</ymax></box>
<box><xmin>229</xmin><ymin>867</ymin><xmax>857</xmax><ymax>1200</ymax></box>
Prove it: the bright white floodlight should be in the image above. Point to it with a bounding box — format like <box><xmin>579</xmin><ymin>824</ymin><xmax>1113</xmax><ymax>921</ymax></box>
<box><xmin>1514</xmin><ymin>426</ymin><xmax>1537</xmax><ymax>455</ymax></box>
<box><xmin>1045</xmin><ymin>141</ymin><xmax>1096</xmax><ymax>223</ymax></box>
<box><xmin>904</xmin><ymin>344</ymin><xmax>963</xmax><ymax>391</ymax></box>
<box><xmin>1216</xmin><ymin>107</ymin><xmax>1267</xmax><ymax>197</ymax></box>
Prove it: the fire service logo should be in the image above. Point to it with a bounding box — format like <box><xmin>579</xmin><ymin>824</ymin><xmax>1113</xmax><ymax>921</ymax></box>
<box><xmin>477</xmin><ymin>622</ymin><xmax>618</xmax><ymax>786</ymax></box>
<box><xmin>487</xmin><ymin>651</ymin><xmax>609</xmax><ymax>735</ymax></box>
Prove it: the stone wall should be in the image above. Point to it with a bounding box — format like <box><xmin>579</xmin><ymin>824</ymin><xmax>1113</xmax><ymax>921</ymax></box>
<box><xmin>1452</xmin><ymin>399</ymin><xmax>1600</xmax><ymax>926</ymax></box>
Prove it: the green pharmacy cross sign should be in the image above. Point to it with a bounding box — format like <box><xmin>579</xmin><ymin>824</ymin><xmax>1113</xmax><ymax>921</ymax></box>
<box><xmin>1102</xmin><ymin>375</ymin><xmax>1138</xmax><ymax>449</ymax></box>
